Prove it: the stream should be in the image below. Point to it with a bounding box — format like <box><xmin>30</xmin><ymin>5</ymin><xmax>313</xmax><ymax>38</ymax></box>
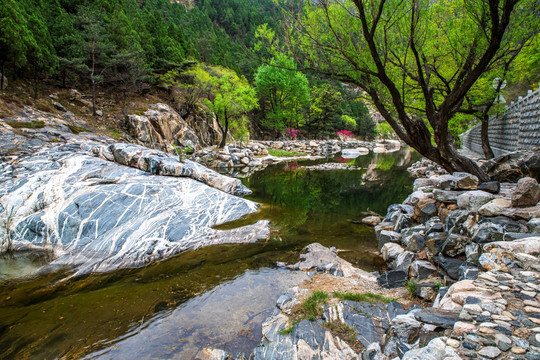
<box><xmin>0</xmin><ymin>148</ymin><xmax>420</xmax><ymax>360</ymax></box>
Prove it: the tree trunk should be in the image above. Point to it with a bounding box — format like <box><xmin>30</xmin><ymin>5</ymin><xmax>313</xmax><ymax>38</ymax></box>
<box><xmin>219</xmin><ymin>118</ymin><xmax>229</xmax><ymax>149</ymax></box>
<box><xmin>481</xmin><ymin>114</ymin><xmax>495</xmax><ymax>159</ymax></box>
<box><xmin>62</xmin><ymin>68</ymin><xmax>66</xmax><ymax>89</ymax></box>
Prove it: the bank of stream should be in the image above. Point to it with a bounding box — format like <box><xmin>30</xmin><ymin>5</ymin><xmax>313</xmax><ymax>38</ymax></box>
<box><xmin>0</xmin><ymin>149</ymin><xmax>420</xmax><ymax>360</ymax></box>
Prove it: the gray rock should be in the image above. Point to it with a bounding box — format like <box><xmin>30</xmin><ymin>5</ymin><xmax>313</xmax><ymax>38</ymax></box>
<box><xmin>472</xmin><ymin>222</ymin><xmax>504</xmax><ymax>243</ymax></box>
<box><xmin>478</xmin><ymin>346</ymin><xmax>501</xmax><ymax>359</ymax></box>
<box><xmin>433</xmin><ymin>254</ymin><xmax>466</xmax><ymax>280</ymax></box>
<box><xmin>382</xmin><ymin>243</ymin><xmax>405</xmax><ymax>262</ymax></box>
<box><xmin>378</xmin><ymin>230</ymin><xmax>402</xmax><ymax>251</ymax></box>
<box><xmin>458</xmin><ymin>265</ymin><xmax>479</xmax><ymax>280</ymax></box>
<box><xmin>411</xmin><ymin>260</ymin><xmax>438</xmax><ymax>280</ymax></box>
<box><xmin>392</xmin><ymin>251</ymin><xmax>414</xmax><ymax>272</ymax></box>
<box><xmin>404</xmin><ymin>233</ymin><xmax>426</xmax><ymax>252</ymax></box>
<box><xmin>53</xmin><ymin>102</ymin><xmax>67</xmax><ymax>112</ymax></box>
<box><xmin>433</xmin><ymin>189</ymin><xmax>462</xmax><ymax>203</ymax></box>
<box><xmin>465</xmin><ymin>243</ymin><xmax>480</xmax><ymax>264</ymax></box>
<box><xmin>425</xmin><ymin>232</ymin><xmax>447</xmax><ymax>254</ymax></box>
<box><xmin>444</xmin><ymin>210</ymin><xmax>471</xmax><ymax>234</ymax></box>
<box><xmin>362</xmin><ymin>342</ymin><xmax>385</xmax><ymax>360</ymax></box>
<box><xmin>529</xmin><ymin>218</ymin><xmax>540</xmax><ymax>233</ymax></box>
<box><xmin>1</xmin><ymin>144</ymin><xmax>267</xmax><ymax>274</ymax></box>
<box><xmin>442</xmin><ymin>234</ymin><xmax>469</xmax><ymax>257</ymax></box>
<box><xmin>457</xmin><ymin>190</ymin><xmax>495</xmax><ymax>211</ymax></box>
<box><xmin>384</xmin><ymin>311</ymin><xmax>423</xmax><ymax>358</ymax></box>
<box><xmin>512</xmin><ymin>177</ymin><xmax>540</xmax><ymax>207</ymax></box>
<box><xmin>453</xmin><ymin>172</ymin><xmax>479</xmax><ymax>190</ymax></box>
<box><xmin>482</xmin><ymin>150</ymin><xmax>540</xmax><ymax>183</ymax></box>
<box><xmin>378</xmin><ymin>270</ymin><xmax>408</xmax><ymax>289</ymax></box>
<box><xmin>414</xmin><ymin>308</ymin><xmax>460</xmax><ymax>328</ymax></box>
<box><xmin>478</xmin><ymin>181</ymin><xmax>500</xmax><ymax>194</ymax></box>
<box><xmin>401</xmin><ymin>337</ymin><xmax>448</xmax><ymax>360</ymax></box>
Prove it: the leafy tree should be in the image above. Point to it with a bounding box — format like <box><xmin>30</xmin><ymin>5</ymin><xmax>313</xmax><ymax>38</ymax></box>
<box><xmin>205</xmin><ymin>67</ymin><xmax>258</xmax><ymax>147</ymax></box>
<box><xmin>376</xmin><ymin>122</ymin><xmax>394</xmax><ymax>141</ymax></box>
<box><xmin>341</xmin><ymin>115</ymin><xmax>357</xmax><ymax>131</ymax></box>
<box><xmin>255</xmin><ymin>54</ymin><xmax>310</xmax><ymax>137</ymax></box>
<box><xmin>307</xmin><ymin>82</ymin><xmax>343</xmax><ymax>138</ymax></box>
<box><xmin>278</xmin><ymin>0</ymin><xmax>539</xmax><ymax>180</ymax></box>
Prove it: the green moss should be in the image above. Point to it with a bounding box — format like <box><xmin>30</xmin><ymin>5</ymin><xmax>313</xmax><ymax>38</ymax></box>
<box><xmin>6</xmin><ymin>120</ymin><xmax>45</xmax><ymax>129</ymax></box>
<box><xmin>109</xmin><ymin>131</ymin><xmax>123</xmax><ymax>139</ymax></box>
<box><xmin>67</xmin><ymin>124</ymin><xmax>91</xmax><ymax>134</ymax></box>
<box><xmin>333</xmin><ymin>291</ymin><xmax>397</xmax><ymax>304</ymax></box>
<box><xmin>267</xmin><ymin>148</ymin><xmax>307</xmax><ymax>157</ymax></box>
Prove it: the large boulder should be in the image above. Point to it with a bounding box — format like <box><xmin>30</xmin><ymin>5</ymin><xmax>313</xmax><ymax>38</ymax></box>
<box><xmin>511</xmin><ymin>177</ymin><xmax>540</xmax><ymax>207</ymax></box>
<box><xmin>452</xmin><ymin>172</ymin><xmax>479</xmax><ymax>190</ymax></box>
<box><xmin>478</xmin><ymin>198</ymin><xmax>512</xmax><ymax>217</ymax></box>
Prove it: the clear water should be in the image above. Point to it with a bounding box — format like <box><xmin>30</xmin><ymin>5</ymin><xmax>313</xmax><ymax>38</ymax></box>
<box><xmin>0</xmin><ymin>149</ymin><xmax>420</xmax><ymax>360</ymax></box>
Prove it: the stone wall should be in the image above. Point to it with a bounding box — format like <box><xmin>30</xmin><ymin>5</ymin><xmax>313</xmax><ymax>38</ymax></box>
<box><xmin>461</xmin><ymin>89</ymin><xmax>540</xmax><ymax>156</ymax></box>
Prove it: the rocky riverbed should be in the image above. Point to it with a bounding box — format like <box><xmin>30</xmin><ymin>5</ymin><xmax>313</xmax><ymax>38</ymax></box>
<box><xmin>0</xmin><ymin>107</ymin><xmax>268</xmax><ymax>275</ymax></box>
<box><xmin>204</xmin><ymin>152</ymin><xmax>540</xmax><ymax>360</ymax></box>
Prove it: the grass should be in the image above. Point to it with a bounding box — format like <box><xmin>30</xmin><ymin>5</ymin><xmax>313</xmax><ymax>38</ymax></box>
<box><xmin>300</xmin><ymin>291</ymin><xmax>329</xmax><ymax>320</ymax></box>
<box><xmin>66</xmin><ymin>124</ymin><xmax>91</xmax><ymax>134</ymax></box>
<box><xmin>333</xmin><ymin>291</ymin><xmax>397</xmax><ymax>304</ymax></box>
<box><xmin>6</xmin><ymin>120</ymin><xmax>45</xmax><ymax>129</ymax></box>
<box><xmin>405</xmin><ymin>280</ymin><xmax>417</xmax><ymax>297</ymax></box>
<box><xmin>324</xmin><ymin>321</ymin><xmax>363</xmax><ymax>353</ymax></box>
<box><xmin>267</xmin><ymin>148</ymin><xmax>307</xmax><ymax>157</ymax></box>
<box><xmin>109</xmin><ymin>131</ymin><xmax>123</xmax><ymax>139</ymax></box>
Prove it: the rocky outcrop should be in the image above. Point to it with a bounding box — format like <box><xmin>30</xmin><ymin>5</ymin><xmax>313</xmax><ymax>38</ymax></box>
<box><xmin>126</xmin><ymin>103</ymin><xmax>220</xmax><ymax>152</ymax></box>
<box><xmin>482</xmin><ymin>150</ymin><xmax>540</xmax><ymax>182</ymax></box>
<box><xmin>0</xmin><ymin>109</ymin><xmax>268</xmax><ymax>274</ymax></box>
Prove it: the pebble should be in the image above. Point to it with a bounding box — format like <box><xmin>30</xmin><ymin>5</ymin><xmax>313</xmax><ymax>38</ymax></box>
<box><xmin>479</xmin><ymin>346</ymin><xmax>502</xmax><ymax>358</ymax></box>
<box><xmin>511</xmin><ymin>346</ymin><xmax>526</xmax><ymax>354</ymax></box>
<box><xmin>446</xmin><ymin>339</ymin><xmax>460</xmax><ymax>348</ymax></box>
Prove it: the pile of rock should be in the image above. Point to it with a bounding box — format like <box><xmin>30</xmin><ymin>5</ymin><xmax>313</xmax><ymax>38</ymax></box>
<box><xmin>191</xmin><ymin>143</ymin><xmax>267</xmax><ymax>169</ymax></box>
<box><xmin>260</xmin><ymin>139</ymin><xmax>401</xmax><ymax>157</ymax></box>
<box><xmin>407</xmin><ymin>158</ymin><xmax>448</xmax><ymax>178</ymax></box>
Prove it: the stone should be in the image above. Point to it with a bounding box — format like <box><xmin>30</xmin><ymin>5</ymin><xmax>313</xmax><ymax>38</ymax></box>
<box><xmin>483</xmin><ymin>237</ymin><xmax>540</xmax><ymax>256</ymax></box>
<box><xmin>401</xmin><ymin>337</ymin><xmax>447</xmax><ymax>360</ymax></box>
<box><xmin>459</xmin><ymin>265</ymin><xmax>479</xmax><ymax>281</ymax></box>
<box><xmin>362</xmin><ymin>342</ymin><xmax>385</xmax><ymax>360</ymax></box>
<box><xmin>472</xmin><ymin>222</ymin><xmax>504</xmax><ymax>244</ymax></box>
<box><xmin>457</xmin><ymin>190</ymin><xmax>496</xmax><ymax>211</ymax></box>
<box><xmin>442</xmin><ymin>234</ymin><xmax>469</xmax><ymax>257</ymax></box>
<box><xmin>445</xmin><ymin>209</ymin><xmax>472</xmax><ymax>234</ymax></box>
<box><xmin>433</xmin><ymin>254</ymin><xmax>466</xmax><ymax>280</ymax></box>
<box><xmin>425</xmin><ymin>221</ymin><xmax>445</xmax><ymax>236</ymax></box>
<box><xmin>382</xmin><ymin>243</ymin><xmax>405</xmax><ymax>262</ymax></box>
<box><xmin>415</xmin><ymin>198</ymin><xmax>438</xmax><ymax>222</ymax></box>
<box><xmin>378</xmin><ymin>270</ymin><xmax>408</xmax><ymax>289</ymax></box>
<box><xmin>362</xmin><ymin>216</ymin><xmax>381</xmax><ymax>226</ymax></box>
<box><xmin>411</xmin><ymin>260</ymin><xmax>438</xmax><ymax>280</ymax></box>
<box><xmin>404</xmin><ymin>190</ymin><xmax>434</xmax><ymax>207</ymax></box>
<box><xmin>404</xmin><ymin>233</ymin><xmax>426</xmax><ymax>252</ymax></box>
<box><xmin>512</xmin><ymin>177</ymin><xmax>540</xmax><ymax>207</ymax></box>
<box><xmin>529</xmin><ymin>218</ymin><xmax>540</xmax><ymax>233</ymax></box>
<box><xmin>453</xmin><ymin>172</ymin><xmax>479</xmax><ymax>190</ymax></box>
<box><xmin>425</xmin><ymin>232</ymin><xmax>448</xmax><ymax>254</ymax></box>
<box><xmin>482</xmin><ymin>150</ymin><xmax>540</xmax><ymax>183</ymax></box>
<box><xmin>392</xmin><ymin>251</ymin><xmax>414</xmax><ymax>272</ymax></box>
<box><xmin>433</xmin><ymin>189</ymin><xmax>462</xmax><ymax>203</ymax></box>
<box><xmin>479</xmin><ymin>346</ymin><xmax>501</xmax><ymax>358</ymax></box>
<box><xmin>478</xmin><ymin>198</ymin><xmax>513</xmax><ymax>217</ymax></box>
<box><xmin>53</xmin><ymin>102</ymin><xmax>67</xmax><ymax>112</ymax></box>
<box><xmin>378</xmin><ymin>230</ymin><xmax>402</xmax><ymax>251</ymax></box>
<box><xmin>478</xmin><ymin>181</ymin><xmax>501</xmax><ymax>194</ymax></box>
<box><xmin>495</xmin><ymin>333</ymin><xmax>513</xmax><ymax>351</ymax></box>
<box><xmin>453</xmin><ymin>321</ymin><xmax>476</xmax><ymax>336</ymax></box>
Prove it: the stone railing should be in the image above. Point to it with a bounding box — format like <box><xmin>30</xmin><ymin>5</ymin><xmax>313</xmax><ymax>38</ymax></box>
<box><xmin>461</xmin><ymin>88</ymin><xmax>540</xmax><ymax>156</ymax></box>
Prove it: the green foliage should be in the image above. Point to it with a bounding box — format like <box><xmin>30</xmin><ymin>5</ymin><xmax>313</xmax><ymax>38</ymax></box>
<box><xmin>267</xmin><ymin>149</ymin><xmax>307</xmax><ymax>157</ymax></box>
<box><xmin>255</xmin><ymin>53</ymin><xmax>310</xmax><ymax>136</ymax></box>
<box><xmin>333</xmin><ymin>292</ymin><xmax>396</xmax><ymax>304</ymax></box>
<box><xmin>376</xmin><ymin>122</ymin><xmax>394</xmax><ymax>140</ymax></box>
<box><xmin>6</xmin><ymin>120</ymin><xmax>45</xmax><ymax>129</ymax></box>
<box><xmin>300</xmin><ymin>291</ymin><xmax>328</xmax><ymax>320</ymax></box>
<box><xmin>405</xmin><ymin>280</ymin><xmax>416</xmax><ymax>297</ymax></box>
<box><xmin>340</xmin><ymin>115</ymin><xmax>357</xmax><ymax>131</ymax></box>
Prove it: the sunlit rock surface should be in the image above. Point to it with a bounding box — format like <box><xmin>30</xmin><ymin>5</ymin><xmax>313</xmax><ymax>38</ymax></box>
<box><xmin>0</xmin><ymin>114</ymin><xmax>267</xmax><ymax>274</ymax></box>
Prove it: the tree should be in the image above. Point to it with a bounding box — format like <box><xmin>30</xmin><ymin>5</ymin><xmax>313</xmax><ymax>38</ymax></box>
<box><xmin>278</xmin><ymin>0</ymin><xmax>539</xmax><ymax>180</ymax></box>
<box><xmin>205</xmin><ymin>67</ymin><xmax>258</xmax><ymax>148</ymax></box>
<box><xmin>307</xmin><ymin>82</ymin><xmax>343</xmax><ymax>137</ymax></box>
<box><xmin>255</xmin><ymin>53</ymin><xmax>310</xmax><ymax>137</ymax></box>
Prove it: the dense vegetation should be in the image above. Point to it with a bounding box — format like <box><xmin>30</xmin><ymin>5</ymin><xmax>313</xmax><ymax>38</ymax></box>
<box><xmin>0</xmin><ymin>0</ymin><xmax>375</xmax><ymax>141</ymax></box>
<box><xmin>0</xmin><ymin>0</ymin><xmax>538</xmax><ymax>173</ymax></box>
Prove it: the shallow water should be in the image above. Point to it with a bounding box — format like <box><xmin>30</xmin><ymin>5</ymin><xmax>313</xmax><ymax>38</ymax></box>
<box><xmin>0</xmin><ymin>149</ymin><xmax>420</xmax><ymax>360</ymax></box>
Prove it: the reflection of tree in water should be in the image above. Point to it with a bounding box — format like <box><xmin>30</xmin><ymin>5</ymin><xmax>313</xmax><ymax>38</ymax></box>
<box><xmin>245</xmin><ymin>149</ymin><xmax>421</xmax><ymax>229</ymax></box>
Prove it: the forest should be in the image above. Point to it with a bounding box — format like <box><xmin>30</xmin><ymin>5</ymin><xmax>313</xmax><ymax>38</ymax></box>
<box><xmin>0</xmin><ymin>0</ymin><xmax>539</xmax><ymax>176</ymax></box>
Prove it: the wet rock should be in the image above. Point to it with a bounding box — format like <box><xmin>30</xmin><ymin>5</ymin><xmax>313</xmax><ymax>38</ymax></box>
<box><xmin>414</xmin><ymin>308</ymin><xmax>460</xmax><ymax>329</ymax></box>
<box><xmin>362</xmin><ymin>216</ymin><xmax>381</xmax><ymax>226</ymax></box>
<box><xmin>378</xmin><ymin>230</ymin><xmax>402</xmax><ymax>251</ymax></box>
<box><xmin>478</xmin><ymin>181</ymin><xmax>500</xmax><ymax>194</ymax></box>
<box><xmin>433</xmin><ymin>254</ymin><xmax>467</xmax><ymax>280</ymax></box>
<box><xmin>511</xmin><ymin>177</ymin><xmax>540</xmax><ymax>207</ymax></box>
<box><xmin>411</xmin><ymin>260</ymin><xmax>438</xmax><ymax>280</ymax></box>
<box><xmin>457</xmin><ymin>190</ymin><xmax>496</xmax><ymax>211</ymax></box>
<box><xmin>453</xmin><ymin>172</ymin><xmax>479</xmax><ymax>190</ymax></box>
<box><xmin>378</xmin><ymin>270</ymin><xmax>408</xmax><ymax>289</ymax></box>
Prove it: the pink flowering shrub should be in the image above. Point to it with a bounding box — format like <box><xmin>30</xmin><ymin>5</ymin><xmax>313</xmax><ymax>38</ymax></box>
<box><xmin>286</xmin><ymin>128</ymin><xmax>299</xmax><ymax>139</ymax></box>
<box><xmin>336</xmin><ymin>129</ymin><xmax>354</xmax><ymax>140</ymax></box>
